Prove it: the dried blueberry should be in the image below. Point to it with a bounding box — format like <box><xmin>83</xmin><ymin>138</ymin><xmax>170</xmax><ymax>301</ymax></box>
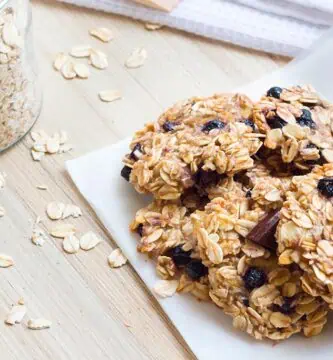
<box><xmin>243</xmin><ymin>267</ymin><xmax>267</xmax><ymax>290</ymax></box>
<box><xmin>297</xmin><ymin>109</ymin><xmax>316</xmax><ymax>129</ymax></box>
<box><xmin>267</xmin><ymin>116</ymin><xmax>287</xmax><ymax>129</ymax></box>
<box><xmin>242</xmin><ymin>298</ymin><xmax>250</xmax><ymax>307</ymax></box>
<box><xmin>194</xmin><ymin>169</ymin><xmax>222</xmax><ymax>194</ymax></box>
<box><xmin>169</xmin><ymin>245</ymin><xmax>192</xmax><ymax>267</ymax></box>
<box><xmin>246</xmin><ymin>190</ymin><xmax>252</xmax><ymax>198</ymax></box>
<box><xmin>185</xmin><ymin>260</ymin><xmax>208</xmax><ymax>280</ymax></box>
<box><xmin>243</xmin><ymin>119</ymin><xmax>255</xmax><ymax>131</ymax></box>
<box><xmin>129</xmin><ymin>143</ymin><xmax>143</xmax><ymax>161</ymax></box>
<box><xmin>202</xmin><ymin>119</ymin><xmax>225</xmax><ymax>133</ymax></box>
<box><xmin>306</xmin><ymin>143</ymin><xmax>318</xmax><ymax>149</ymax></box>
<box><xmin>267</xmin><ymin>87</ymin><xmax>283</xmax><ymax>99</ymax></box>
<box><xmin>137</xmin><ymin>224</ymin><xmax>144</xmax><ymax>237</ymax></box>
<box><xmin>272</xmin><ymin>301</ymin><xmax>294</xmax><ymax>315</ymax></box>
<box><xmin>163</xmin><ymin>121</ymin><xmax>178</xmax><ymax>132</ymax></box>
<box><xmin>318</xmin><ymin>177</ymin><xmax>333</xmax><ymax>198</ymax></box>
<box><xmin>121</xmin><ymin>166</ymin><xmax>132</xmax><ymax>181</ymax></box>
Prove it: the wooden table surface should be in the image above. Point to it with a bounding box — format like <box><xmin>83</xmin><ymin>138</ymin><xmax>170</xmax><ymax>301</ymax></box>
<box><xmin>0</xmin><ymin>1</ymin><xmax>289</xmax><ymax>359</ymax></box>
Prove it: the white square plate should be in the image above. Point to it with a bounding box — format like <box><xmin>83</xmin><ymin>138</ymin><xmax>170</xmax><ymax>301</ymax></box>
<box><xmin>67</xmin><ymin>29</ymin><xmax>333</xmax><ymax>360</ymax></box>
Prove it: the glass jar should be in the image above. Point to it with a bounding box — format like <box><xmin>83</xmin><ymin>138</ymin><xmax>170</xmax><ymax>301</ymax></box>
<box><xmin>0</xmin><ymin>0</ymin><xmax>41</xmax><ymax>152</ymax></box>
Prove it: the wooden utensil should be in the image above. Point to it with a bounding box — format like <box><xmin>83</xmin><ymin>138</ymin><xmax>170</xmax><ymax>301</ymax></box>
<box><xmin>132</xmin><ymin>0</ymin><xmax>179</xmax><ymax>12</ymax></box>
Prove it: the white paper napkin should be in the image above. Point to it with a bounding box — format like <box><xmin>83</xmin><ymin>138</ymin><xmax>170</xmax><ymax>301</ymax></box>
<box><xmin>67</xmin><ymin>28</ymin><xmax>333</xmax><ymax>360</ymax></box>
<box><xmin>58</xmin><ymin>0</ymin><xmax>325</xmax><ymax>57</ymax></box>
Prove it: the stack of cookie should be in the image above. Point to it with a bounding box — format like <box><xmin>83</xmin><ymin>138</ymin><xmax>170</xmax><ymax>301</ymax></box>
<box><xmin>121</xmin><ymin>86</ymin><xmax>333</xmax><ymax>341</ymax></box>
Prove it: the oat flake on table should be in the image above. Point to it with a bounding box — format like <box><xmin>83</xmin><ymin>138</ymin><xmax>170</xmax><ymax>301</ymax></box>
<box><xmin>89</xmin><ymin>28</ymin><xmax>113</xmax><ymax>43</ymax></box>
<box><xmin>70</xmin><ymin>45</ymin><xmax>92</xmax><ymax>58</ymax></box>
<box><xmin>46</xmin><ymin>201</ymin><xmax>65</xmax><ymax>220</ymax></box>
<box><xmin>50</xmin><ymin>223</ymin><xmax>76</xmax><ymax>239</ymax></box>
<box><xmin>31</xmin><ymin>223</ymin><xmax>48</xmax><ymax>247</ymax></box>
<box><xmin>63</xmin><ymin>234</ymin><xmax>80</xmax><ymax>254</ymax></box>
<box><xmin>0</xmin><ymin>254</ymin><xmax>14</xmax><ymax>268</ymax></box>
<box><xmin>5</xmin><ymin>305</ymin><xmax>26</xmax><ymax>325</ymax></box>
<box><xmin>108</xmin><ymin>249</ymin><xmax>127</xmax><ymax>268</ymax></box>
<box><xmin>53</xmin><ymin>53</ymin><xmax>69</xmax><ymax>71</ymax></box>
<box><xmin>89</xmin><ymin>49</ymin><xmax>108</xmax><ymax>70</ymax></box>
<box><xmin>98</xmin><ymin>90</ymin><xmax>122</xmax><ymax>103</ymax></box>
<box><xmin>27</xmin><ymin>318</ymin><xmax>52</xmax><ymax>330</ymax></box>
<box><xmin>125</xmin><ymin>48</ymin><xmax>147</xmax><ymax>69</ymax></box>
<box><xmin>80</xmin><ymin>231</ymin><xmax>102</xmax><ymax>251</ymax></box>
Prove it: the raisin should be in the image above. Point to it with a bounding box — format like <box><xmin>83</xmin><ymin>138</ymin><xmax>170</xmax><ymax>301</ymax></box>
<box><xmin>243</xmin><ymin>119</ymin><xmax>255</xmax><ymax>131</ymax></box>
<box><xmin>267</xmin><ymin>115</ymin><xmax>287</xmax><ymax>129</ymax></box>
<box><xmin>202</xmin><ymin>119</ymin><xmax>225</xmax><ymax>133</ymax></box>
<box><xmin>121</xmin><ymin>166</ymin><xmax>132</xmax><ymax>181</ymax></box>
<box><xmin>129</xmin><ymin>143</ymin><xmax>143</xmax><ymax>161</ymax></box>
<box><xmin>185</xmin><ymin>260</ymin><xmax>208</xmax><ymax>280</ymax></box>
<box><xmin>168</xmin><ymin>245</ymin><xmax>192</xmax><ymax>267</ymax></box>
<box><xmin>163</xmin><ymin>121</ymin><xmax>178</xmax><ymax>132</ymax></box>
<box><xmin>297</xmin><ymin>109</ymin><xmax>316</xmax><ymax>129</ymax></box>
<box><xmin>267</xmin><ymin>87</ymin><xmax>283</xmax><ymax>99</ymax></box>
<box><xmin>318</xmin><ymin>177</ymin><xmax>333</xmax><ymax>198</ymax></box>
<box><xmin>137</xmin><ymin>224</ymin><xmax>144</xmax><ymax>237</ymax></box>
<box><xmin>243</xmin><ymin>267</ymin><xmax>267</xmax><ymax>290</ymax></box>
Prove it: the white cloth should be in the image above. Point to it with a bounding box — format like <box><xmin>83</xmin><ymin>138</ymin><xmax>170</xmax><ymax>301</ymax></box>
<box><xmin>58</xmin><ymin>0</ymin><xmax>328</xmax><ymax>56</ymax></box>
<box><xmin>66</xmin><ymin>30</ymin><xmax>333</xmax><ymax>360</ymax></box>
<box><xmin>234</xmin><ymin>0</ymin><xmax>333</xmax><ymax>26</ymax></box>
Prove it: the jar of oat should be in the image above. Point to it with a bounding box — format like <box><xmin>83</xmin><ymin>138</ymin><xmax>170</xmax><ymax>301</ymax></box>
<box><xmin>0</xmin><ymin>0</ymin><xmax>41</xmax><ymax>152</ymax></box>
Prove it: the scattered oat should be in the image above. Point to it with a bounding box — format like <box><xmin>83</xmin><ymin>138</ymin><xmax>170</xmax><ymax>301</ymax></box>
<box><xmin>62</xmin><ymin>204</ymin><xmax>82</xmax><ymax>219</ymax></box>
<box><xmin>36</xmin><ymin>185</ymin><xmax>48</xmax><ymax>190</ymax></box>
<box><xmin>46</xmin><ymin>137</ymin><xmax>60</xmax><ymax>154</ymax></box>
<box><xmin>50</xmin><ymin>223</ymin><xmax>76</xmax><ymax>239</ymax></box>
<box><xmin>27</xmin><ymin>318</ymin><xmax>52</xmax><ymax>330</ymax></box>
<box><xmin>46</xmin><ymin>202</ymin><xmax>65</xmax><ymax>220</ymax></box>
<box><xmin>63</xmin><ymin>234</ymin><xmax>80</xmax><ymax>254</ymax></box>
<box><xmin>89</xmin><ymin>49</ymin><xmax>108</xmax><ymax>70</ymax></box>
<box><xmin>5</xmin><ymin>305</ymin><xmax>26</xmax><ymax>325</ymax></box>
<box><xmin>153</xmin><ymin>280</ymin><xmax>179</xmax><ymax>298</ymax></box>
<box><xmin>0</xmin><ymin>206</ymin><xmax>5</xmax><ymax>217</ymax></box>
<box><xmin>17</xmin><ymin>298</ymin><xmax>25</xmax><ymax>305</ymax></box>
<box><xmin>0</xmin><ymin>254</ymin><xmax>14</xmax><ymax>268</ymax></box>
<box><xmin>31</xmin><ymin>150</ymin><xmax>44</xmax><ymax>161</ymax></box>
<box><xmin>31</xmin><ymin>223</ymin><xmax>48</xmax><ymax>247</ymax></box>
<box><xmin>98</xmin><ymin>90</ymin><xmax>122</xmax><ymax>103</ymax></box>
<box><xmin>144</xmin><ymin>23</ymin><xmax>163</xmax><ymax>31</ymax></box>
<box><xmin>80</xmin><ymin>231</ymin><xmax>102</xmax><ymax>251</ymax></box>
<box><xmin>125</xmin><ymin>47</ymin><xmax>147</xmax><ymax>69</ymax></box>
<box><xmin>108</xmin><ymin>249</ymin><xmax>127</xmax><ymax>268</ymax></box>
<box><xmin>89</xmin><ymin>28</ymin><xmax>113</xmax><ymax>43</ymax></box>
<box><xmin>61</xmin><ymin>61</ymin><xmax>76</xmax><ymax>79</ymax></box>
<box><xmin>73</xmin><ymin>63</ymin><xmax>90</xmax><ymax>79</ymax></box>
<box><xmin>31</xmin><ymin>130</ymin><xmax>72</xmax><ymax>158</ymax></box>
<box><xmin>70</xmin><ymin>45</ymin><xmax>92</xmax><ymax>58</ymax></box>
<box><xmin>53</xmin><ymin>52</ymin><xmax>69</xmax><ymax>71</ymax></box>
